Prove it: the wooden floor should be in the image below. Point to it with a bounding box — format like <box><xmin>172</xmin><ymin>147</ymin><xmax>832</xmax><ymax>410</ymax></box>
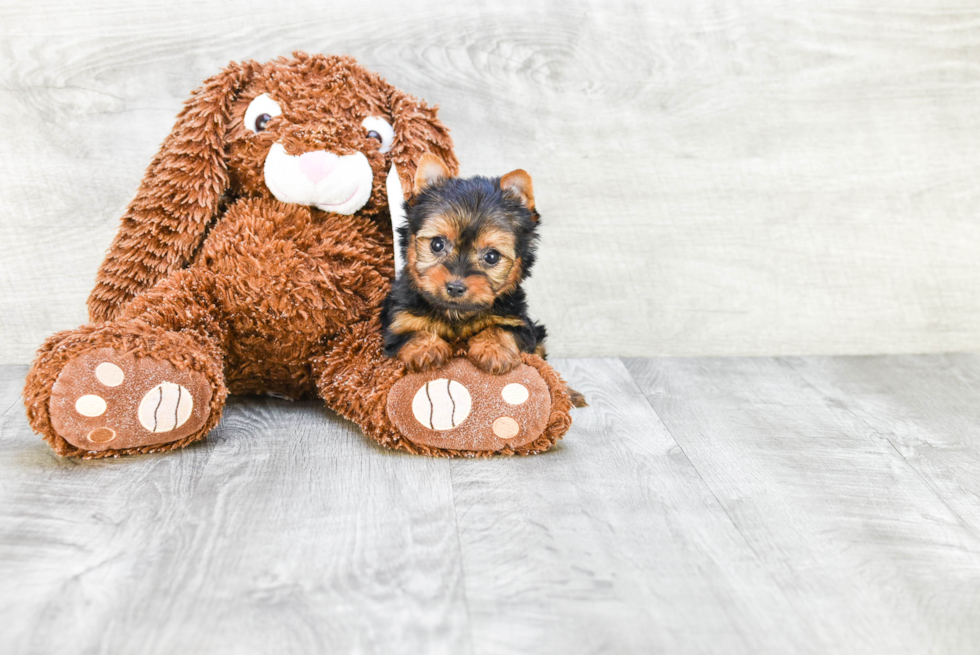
<box><xmin>2</xmin><ymin>356</ymin><xmax>980</xmax><ymax>654</ymax></box>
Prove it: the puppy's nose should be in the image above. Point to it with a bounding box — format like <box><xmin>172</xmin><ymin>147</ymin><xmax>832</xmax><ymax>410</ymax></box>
<box><xmin>298</xmin><ymin>150</ymin><xmax>339</xmax><ymax>184</ymax></box>
<box><xmin>445</xmin><ymin>281</ymin><xmax>467</xmax><ymax>298</ymax></box>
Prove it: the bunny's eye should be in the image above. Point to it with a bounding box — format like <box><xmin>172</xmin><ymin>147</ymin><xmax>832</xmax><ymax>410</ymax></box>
<box><xmin>361</xmin><ymin>116</ymin><xmax>395</xmax><ymax>153</ymax></box>
<box><xmin>244</xmin><ymin>93</ymin><xmax>282</xmax><ymax>134</ymax></box>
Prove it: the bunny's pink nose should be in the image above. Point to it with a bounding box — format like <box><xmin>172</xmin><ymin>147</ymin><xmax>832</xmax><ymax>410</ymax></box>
<box><xmin>298</xmin><ymin>150</ymin><xmax>339</xmax><ymax>184</ymax></box>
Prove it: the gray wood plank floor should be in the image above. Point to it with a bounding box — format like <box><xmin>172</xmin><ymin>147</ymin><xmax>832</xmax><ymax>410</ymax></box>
<box><xmin>2</xmin><ymin>356</ymin><xmax>979</xmax><ymax>654</ymax></box>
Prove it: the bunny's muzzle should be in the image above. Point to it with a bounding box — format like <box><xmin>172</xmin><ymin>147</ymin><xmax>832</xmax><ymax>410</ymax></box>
<box><xmin>263</xmin><ymin>143</ymin><xmax>374</xmax><ymax>215</ymax></box>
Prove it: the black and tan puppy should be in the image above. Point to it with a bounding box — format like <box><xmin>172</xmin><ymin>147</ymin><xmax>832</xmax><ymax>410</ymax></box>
<box><xmin>382</xmin><ymin>153</ymin><xmax>547</xmax><ymax>377</ymax></box>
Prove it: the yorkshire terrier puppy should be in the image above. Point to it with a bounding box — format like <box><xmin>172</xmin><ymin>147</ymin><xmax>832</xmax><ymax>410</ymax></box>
<box><xmin>382</xmin><ymin>155</ymin><xmax>587</xmax><ymax>407</ymax></box>
<box><xmin>382</xmin><ymin>154</ymin><xmax>549</xmax><ymax>376</ymax></box>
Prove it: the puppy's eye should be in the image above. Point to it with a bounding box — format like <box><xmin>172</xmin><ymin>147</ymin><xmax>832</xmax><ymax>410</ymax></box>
<box><xmin>360</xmin><ymin>116</ymin><xmax>395</xmax><ymax>154</ymax></box>
<box><xmin>245</xmin><ymin>93</ymin><xmax>282</xmax><ymax>134</ymax></box>
<box><xmin>483</xmin><ymin>250</ymin><xmax>500</xmax><ymax>266</ymax></box>
<box><xmin>431</xmin><ymin>237</ymin><xmax>446</xmax><ymax>253</ymax></box>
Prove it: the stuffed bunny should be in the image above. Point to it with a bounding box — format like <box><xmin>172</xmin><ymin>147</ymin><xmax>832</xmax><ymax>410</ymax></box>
<box><xmin>23</xmin><ymin>53</ymin><xmax>573</xmax><ymax>458</ymax></box>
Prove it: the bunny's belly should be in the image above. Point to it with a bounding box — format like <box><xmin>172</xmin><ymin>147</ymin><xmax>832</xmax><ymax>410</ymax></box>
<box><xmin>191</xmin><ymin>199</ymin><xmax>393</xmax><ymax>396</ymax></box>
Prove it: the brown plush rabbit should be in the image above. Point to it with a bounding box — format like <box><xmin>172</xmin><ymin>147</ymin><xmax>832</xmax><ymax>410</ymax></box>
<box><xmin>23</xmin><ymin>53</ymin><xmax>573</xmax><ymax>458</ymax></box>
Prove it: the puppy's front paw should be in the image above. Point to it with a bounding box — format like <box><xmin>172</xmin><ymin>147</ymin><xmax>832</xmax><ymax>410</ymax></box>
<box><xmin>398</xmin><ymin>333</ymin><xmax>453</xmax><ymax>373</ymax></box>
<box><xmin>467</xmin><ymin>327</ymin><xmax>522</xmax><ymax>375</ymax></box>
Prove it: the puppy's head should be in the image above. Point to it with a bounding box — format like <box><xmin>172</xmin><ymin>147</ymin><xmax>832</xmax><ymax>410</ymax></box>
<box><xmin>403</xmin><ymin>154</ymin><xmax>539</xmax><ymax>312</ymax></box>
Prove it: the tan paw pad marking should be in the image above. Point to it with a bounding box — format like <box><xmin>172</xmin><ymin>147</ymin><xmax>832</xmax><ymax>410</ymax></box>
<box><xmin>412</xmin><ymin>379</ymin><xmax>472</xmax><ymax>431</ymax></box>
<box><xmin>387</xmin><ymin>359</ymin><xmax>552</xmax><ymax>452</ymax></box>
<box><xmin>87</xmin><ymin>427</ymin><xmax>116</xmax><ymax>443</ymax></box>
<box><xmin>493</xmin><ymin>416</ymin><xmax>520</xmax><ymax>440</ymax></box>
<box><xmin>501</xmin><ymin>383</ymin><xmax>529</xmax><ymax>405</ymax></box>
<box><xmin>95</xmin><ymin>362</ymin><xmax>125</xmax><ymax>387</ymax></box>
<box><xmin>75</xmin><ymin>394</ymin><xmax>107</xmax><ymax>417</ymax></box>
<box><xmin>138</xmin><ymin>382</ymin><xmax>195</xmax><ymax>434</ymax></box>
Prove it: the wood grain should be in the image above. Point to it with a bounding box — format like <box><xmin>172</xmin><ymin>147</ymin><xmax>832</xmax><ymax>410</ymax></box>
<box><xmin>626</xmin><ymin>355</ymin><xmax>980</xmax><ymax>654</ymax></box>
<box><xmin>450</xmin><ymin>358</ymin><xmax>820</xmax><ymax>655</ymax></box>
<box><xmin>784</xmin><ymin>354</ymin><xmax>980</xmax><ymax>541</ymax></box>
<box><xmin>3</xmin><ymin>0</ymin><xmax>980</xmax><ymax>361</ymax></box>
<box><xmin>4</xmin><ymin>357</ymin><xmax>980</xmax><ymax>652</ymax></box>
<box><xmin>0</xmin><ymin>369</ymin><xmax>469</xmax><ymax>655</ymax></box>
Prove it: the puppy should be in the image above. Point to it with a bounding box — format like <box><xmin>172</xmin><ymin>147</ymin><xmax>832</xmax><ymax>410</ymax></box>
<box><xmin>382</xmin><ymin>153</ymin><xmax>547</xmax><ymax>378</ymax></box>
<box><xmin>382</xmin><ymin>155</ymin><xmax>587</xmax><ymax>407</ymax></box>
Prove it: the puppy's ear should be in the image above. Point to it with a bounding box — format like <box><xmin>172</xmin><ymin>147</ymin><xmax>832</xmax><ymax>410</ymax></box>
<box><xmin>385</xmin><ymin>87</ymin><xmax>459</xmax><ymax>200</ymax></box>
<box><xmin>500</xmin><ymin>169</ymin><xmax>536</xmax><ymax>214</ymax></box>
<box><xmin>87</xmin><ymin>60</ymin><xmax>257</xmax><ymax>323</ymax></box>
<box><xmin>413</xmin><ymin>153</ymin><xmax>451</xmax><ymax>194</ymax></box>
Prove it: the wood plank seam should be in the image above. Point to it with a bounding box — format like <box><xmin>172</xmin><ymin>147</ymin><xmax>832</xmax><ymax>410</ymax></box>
<box><xmin>447</xmin><ymin>464</ymin><xmax>478</xmax><ymax>655</ymax></box>
<box><xmin>780</xmin><ymin>356</ymin><xmax>980</xmax><ymax>543</ymax></box>
<box><xmin>615</xmin><ymin>357</ymin><xmax>811</xmax><ymax>621</ymax></box>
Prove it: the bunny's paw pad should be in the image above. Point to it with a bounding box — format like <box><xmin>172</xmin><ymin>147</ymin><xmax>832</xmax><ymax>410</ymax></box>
<box><xmin>387</xmin><ymin>358</ymin><xmax>551</xmax><ymax>453</ymax></box>
<box><xmin>49</xmin><ymin>348</ymin><xmax>212</xmax><ymax>452</ymax></box>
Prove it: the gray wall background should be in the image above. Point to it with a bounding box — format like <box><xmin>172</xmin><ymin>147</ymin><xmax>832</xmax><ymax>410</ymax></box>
<box><xmin>1</xmin><ymin>0</ymin><xmax>978</xmax><ymax>363</ymax></box>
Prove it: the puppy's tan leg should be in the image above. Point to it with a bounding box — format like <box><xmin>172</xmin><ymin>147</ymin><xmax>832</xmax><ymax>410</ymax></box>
<box><xmin>398</xmin><ymin>332</ymin><xmax>454</xmax><ymax>373</ymax></box>
<box><xmin>467</xmin><ymin>326</ymin><xmax>522</xmax><ymax>375</ymax></box>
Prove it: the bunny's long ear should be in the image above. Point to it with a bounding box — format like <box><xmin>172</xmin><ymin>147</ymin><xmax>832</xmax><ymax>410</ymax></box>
<box><xmin>87</xmin><ymin>61</ymin><xmax>256</xmax><ymax>323</ymax></box>
<box><xmin>385</xmin><ymin>86</ymin><xmax>458</xmax><ymax>203</ymax></box>
<box><xmin>383</xmin><ymin>87</ymin><xmax>458</xmax><ymax>277</ymax></box>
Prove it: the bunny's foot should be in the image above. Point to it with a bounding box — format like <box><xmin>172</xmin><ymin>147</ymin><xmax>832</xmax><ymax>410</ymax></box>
<box><xmin>386</xmin><ymin>355</ymin><xmax>571</xmax><ymax>456</ymax></box>
<box><xmin>25</xmin><ymin>324</ymin><xmax>227</xmax><ymax>457</ymax></box>
<box><xmin>48</xmin><ymin>347</ymin><xmax>214</xmax><ymax>452</ymax></box>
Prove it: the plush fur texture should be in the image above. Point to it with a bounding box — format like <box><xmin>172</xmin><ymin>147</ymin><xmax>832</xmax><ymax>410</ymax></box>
<box><xmin>23</xmin><ymin>53</ymin><xmax>574</xmax><ymax>457</ymax></box>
